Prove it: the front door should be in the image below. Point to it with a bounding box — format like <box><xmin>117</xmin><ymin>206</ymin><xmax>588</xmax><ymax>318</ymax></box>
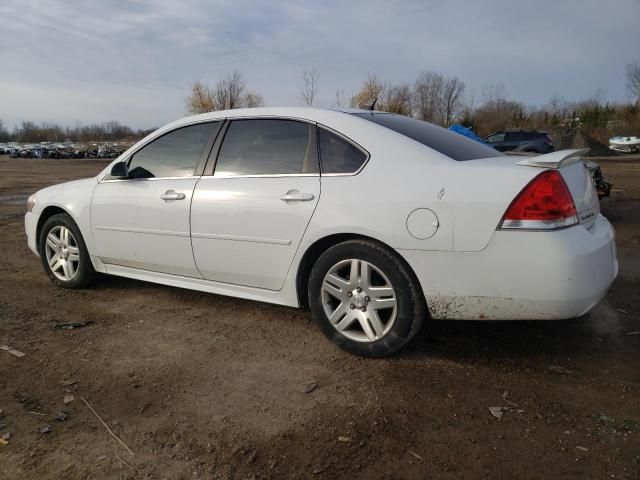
<box><xmin>91</xmin><ymin>121</ymin><xmax>221</xmax><ymax>277</ymax></box>
<box><xmin>190</xmin><ymin>119</ymin><xmax>320</xmax><ymax>290</ymax></box>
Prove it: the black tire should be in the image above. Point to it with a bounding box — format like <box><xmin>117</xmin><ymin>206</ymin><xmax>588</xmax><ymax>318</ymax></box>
<box><xmin>308</xmin><ymin>239</ymin><xmax>426</xmax><ymax>357</ymax></box>
<box><xmin>38</xmin><ymin>213</ymin><xmax>97</xmax><ymax>289</ymax></box>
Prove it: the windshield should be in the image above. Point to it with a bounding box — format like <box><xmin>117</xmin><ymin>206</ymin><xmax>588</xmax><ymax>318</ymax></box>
<box><xmin>352</xmin><ymin>112</ymin><xmax>502</xmax><ymax>161</ymax></box>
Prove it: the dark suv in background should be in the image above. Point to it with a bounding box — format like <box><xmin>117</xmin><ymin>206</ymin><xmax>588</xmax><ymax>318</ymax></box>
<box><xmin>484</xmin><ymin>130</ymin><xmax>554</xmax><ymax>153</ymax></box>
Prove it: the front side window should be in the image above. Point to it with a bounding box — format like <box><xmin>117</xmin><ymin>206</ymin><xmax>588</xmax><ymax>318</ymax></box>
<box><xmin>318</xmin><ymin>128</ymin><xmax>367</xmax><ymax>174</ymax></box>
<box><xmin>128</xmin><ymin>122</ymin><xmax>220</xmax><ymax>178</ymax></box>
<box><xmin>214</xmin><ymin>119</ymin><xmax>317</xmax><ymax>176</ymax></box>
<box><xmin>487</xmin><ymin>133</ymin><xmax>505</xmax><ymax>143</ymax></box>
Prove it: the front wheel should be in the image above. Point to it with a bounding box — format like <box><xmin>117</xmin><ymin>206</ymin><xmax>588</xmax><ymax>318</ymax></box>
<box><xmin>308</xmin><ymin>240</ymin><xmax>426</xmax><ymax>357</ymax></box>
<box><xmin>39</xmin><ymin>213</ymin><xmax>97</xmax><ymax>289</ymax></box>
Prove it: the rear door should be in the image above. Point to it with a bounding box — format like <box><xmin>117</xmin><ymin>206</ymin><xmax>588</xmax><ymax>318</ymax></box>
<box><xmin>190</xmin><ymin>119</ymin><xmax>320</xmax><ymax>290</ymax></box>
<box><xmin>91</xmin><ymin>122</ymin><xmax>221</xmax><ymax>276</ymax></box>
<box><xmin>503</xmin><ymin>132</ymin><xmax>526</xmax><ymax>151</ymax></box>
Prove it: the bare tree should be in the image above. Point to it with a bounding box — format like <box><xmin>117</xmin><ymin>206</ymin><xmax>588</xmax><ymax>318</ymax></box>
<box><xmin>547</xmin><ymin>94</ymin><xmax>569</xmax><ymax>125</ymax></box>
<box><xmin>413</xmin><ymin>72</ymin><xmax>444</xmax><ymax>123</ymax></box>
<box><xmin>301</xmin><ymin>68</ymin><xmax>320</xmax><ymax>106</ymax></box>
<box><xmin>214</xmin><ymin>71</ymin><xmax>246</xmax><ymax>110</ymax></box>
<box><xmin>382</xmin><ymin>83</ymin><xmax>412</xmax><ymax>115</ymax></box>
<box><xmin>243</xmin><ymin>91</ymin><xmax>264</xmax><ymax>108</ymax></box>
<box><xmin>412</xmin><ymin>72</ymin><xmax>465</xmax><ymax>125</ymax></box>
<box><xmin>473</xmin><ymin>84</ymin><xmax>530</xmax><ymax>134</ymax></box>
<box><xmin>625</xmin><ymin>62</ymin><xmax>640</xmax><ymax>102</ymax></box>
<box><xmin>351</xmin><ymin>73</ymin><xmax>385</xmax><ymax>109</ymax></box>
<box><xmin>441</xmin><ymin>77</ymin><xmax>465</xmax><ymax>126</ymax></box>
<box><xmin>185</xmin><ymin>80</ymin><xmax>215</xmax><ymax>114</ymax></box>
<box><xmin>333</xmin><ymin>88</ymin><xmax>347</xmax><ymax>108</ymax></box>
<box><xmin>185</xmin><ymin>72</ymin><xmax>265</xmax><ymax>113</ymax></box>
<box><xmin>480</xmin><ymin>83</ymin><xmax>507</xmax><ymax>108</ymax></box>
<box><xmin>0</xmin><ymin>119</ymin><xmax>10</xmax><ymax>142</ymax></box>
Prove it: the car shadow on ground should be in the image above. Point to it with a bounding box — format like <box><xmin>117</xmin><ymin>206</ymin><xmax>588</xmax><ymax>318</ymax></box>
<box><xmin>407</xmin><ymin>301</ymin><xmax>633</xmax><ymax>362</ymax></box>
<box><xmin>90</xmin><ymin>273</ymin><xmax>632</xmax><ymax>363</ymax></box>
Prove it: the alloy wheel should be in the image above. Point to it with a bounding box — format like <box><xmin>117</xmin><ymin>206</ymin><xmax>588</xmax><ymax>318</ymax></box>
<box><xmin>44</xmin><ymin>226</ymin><xmax>80</xmax><ymax>281</ymax></box>
<box><xmin>321</xmin><ymin>259</ymin><xmax>397</xmax><ymax>342</ymax></box>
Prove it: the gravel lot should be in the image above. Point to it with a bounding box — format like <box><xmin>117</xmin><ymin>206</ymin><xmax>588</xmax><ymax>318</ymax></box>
<box><xmin>1</xmin><ymin>155</ymin><xmax>639</xmax><ymax>479</ymax></box>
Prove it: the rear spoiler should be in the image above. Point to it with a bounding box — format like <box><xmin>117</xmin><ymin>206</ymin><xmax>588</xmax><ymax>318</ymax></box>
<box><xmin>516</xmin><ymin>148</ymin><xmax>590</xmax><ymax>169</ymax></box>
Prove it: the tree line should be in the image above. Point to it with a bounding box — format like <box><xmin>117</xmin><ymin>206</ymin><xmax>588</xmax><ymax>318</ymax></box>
<box><xmin>186</xmin><ymin>62</ymin><xmax>640</xmax><ymax>139</ymax></box>
<box><xmin>3</xmin><ymin>62</ymin><xmax>638</xmax><ymax>144</ymax></box>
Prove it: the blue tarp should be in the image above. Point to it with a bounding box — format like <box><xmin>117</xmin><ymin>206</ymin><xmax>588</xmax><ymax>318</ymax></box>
<box><xmin>448</xmin><ymin>124</ymin><xmax>487</xmax><ymax>145</ymax></box>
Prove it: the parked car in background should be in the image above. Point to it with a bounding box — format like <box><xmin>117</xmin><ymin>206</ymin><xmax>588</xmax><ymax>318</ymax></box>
<box><xmin>609</xmin><ymin>136</ymin><xmax>640</xmax><ymax>153</ymax></box>
<box><xmin>585</xmin><ymin>160</ymin><xmax>612</xmax><ymax>199</ymax></box>
<box><xmin>1</xmin><ymin>142</ymin><xmax>132</xmax><ymax>159</ymax></box>
<box><xmin>484</xmin><ymin>130</ymin><xmax>611</xmax><ymax>199</ymax></box>
<box><xmin>24</xmin><ymin>107</ymin><xmax>617</xmax><ymax>357</ymax></box>
<box><xmin>484</xmin><ymin>130</ymin><xmax>554</xmax><ymax>153</ymax></box>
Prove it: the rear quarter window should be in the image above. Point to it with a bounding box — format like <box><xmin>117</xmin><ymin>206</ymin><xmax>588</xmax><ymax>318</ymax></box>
<box><xmin>318</xmin><ymin>128</ymin><xmax>368</xmax><ymax>174</ymax></box>
<box><xmin>353</xmin><ymin>113</ymin><xmax>501</xmax><ymax>161</ymax></box>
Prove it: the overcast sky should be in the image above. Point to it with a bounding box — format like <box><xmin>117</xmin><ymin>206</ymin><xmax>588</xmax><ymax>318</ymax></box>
<box><xmin>1</xmin><ymin>0</ymin><xmax>638</xmax><ymax>129</ymax></box>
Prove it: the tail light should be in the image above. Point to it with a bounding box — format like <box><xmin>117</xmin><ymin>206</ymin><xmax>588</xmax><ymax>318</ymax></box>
<box><xmin>499</xmin><ymin>170</ymin><xmax>577</xmax><ymax>230</ymax></box>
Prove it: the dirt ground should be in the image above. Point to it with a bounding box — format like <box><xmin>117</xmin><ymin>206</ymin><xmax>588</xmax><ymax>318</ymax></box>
<box><xmin>1</xmin><ymin>155</ymin><xmax>639</xmax><ymax>480</ymax></box>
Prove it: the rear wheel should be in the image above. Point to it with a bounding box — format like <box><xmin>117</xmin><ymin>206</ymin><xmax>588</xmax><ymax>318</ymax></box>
<box><xmin>308</xmin><ymin>240</ymin><xmax>426</xmax><ymax>357</ymax></box>
<box><xmin>39</xmin><ymin>213</ymin><xmax>97</xmax><ymax>288</ymax></box>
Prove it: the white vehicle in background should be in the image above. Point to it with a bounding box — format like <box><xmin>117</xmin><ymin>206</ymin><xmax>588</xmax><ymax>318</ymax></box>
<box><xmin>609</xmin><ymin>136</ymin><xmax>640</xmax><ymax>154</ymax></box>
<box><xmin>0</xmin><ymin>143</ymin><xmax>13</xmax><ymax>154</ymax></box>
<box><xmin>24</xmin><ymin>107</ymin><xmax>617</xmax><ymax>357</ymax></box>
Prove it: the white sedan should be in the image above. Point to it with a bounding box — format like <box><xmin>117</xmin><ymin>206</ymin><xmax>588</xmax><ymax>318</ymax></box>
<box><xmin>25</xmin><ymin>107</ymin><xmax>618</xmax><ymax>357</ymax></box>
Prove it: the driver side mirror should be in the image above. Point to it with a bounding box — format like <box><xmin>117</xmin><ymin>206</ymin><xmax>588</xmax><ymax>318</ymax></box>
<box><xmin>109</xmin><ymin>161</ymin><xmax>129</xmax><ymax>178</ymax></box>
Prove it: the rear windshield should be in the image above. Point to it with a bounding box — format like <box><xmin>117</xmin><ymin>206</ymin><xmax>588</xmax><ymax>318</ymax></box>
<box><xmin>352</xmin><ymin>112</ymin><xmax>502</xmax><ymax>161</ymax></box>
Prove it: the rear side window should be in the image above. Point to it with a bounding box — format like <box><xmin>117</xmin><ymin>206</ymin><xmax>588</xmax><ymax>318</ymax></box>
<box><xmin>353</xmin><ymin>113</ymin><xmax>501</xmax><ymax>161</ymax></box>
<box><xmin>318</xmin><ymin>128</ymin><xmax>367</xmax><ymax>174</ymax></box>
<box><xmin>214</xmin><ymin>119</ymin><xmax>318</xmax><ymax>176</ymax></box>
<box><xmin>128</xmin><ymin>122</ymin><xmax>219</xmax><ymax>178</ymax></box>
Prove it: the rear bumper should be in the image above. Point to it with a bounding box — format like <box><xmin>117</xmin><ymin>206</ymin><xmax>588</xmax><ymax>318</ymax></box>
<box><xmin>399</xmin><ymin>214</ymin><xmax>618</xmax><ymax>320</ymax></box>
<box><xmin>25</xmin><ymin>212</ymin><xmax>39</xmax><ymax>256</ymax></box>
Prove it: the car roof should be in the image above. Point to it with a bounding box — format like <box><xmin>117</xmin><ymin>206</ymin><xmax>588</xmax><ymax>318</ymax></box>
<box><xmin>166</xmin><ymin>106</ymin><xmax>398</xmax><ymax>129</ymax></box>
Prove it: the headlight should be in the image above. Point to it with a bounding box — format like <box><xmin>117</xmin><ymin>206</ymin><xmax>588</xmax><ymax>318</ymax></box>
<box><xmin>27</xmin><ymin>194</ymin><xmax>36</xmax><ymax>212</ymax></box>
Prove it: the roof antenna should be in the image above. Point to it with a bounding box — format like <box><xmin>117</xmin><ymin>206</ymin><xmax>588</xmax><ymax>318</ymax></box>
<box><xmin>359</xmin><ymin>97</ymin><xmax>377</xmax><ymax>111</ymax></box>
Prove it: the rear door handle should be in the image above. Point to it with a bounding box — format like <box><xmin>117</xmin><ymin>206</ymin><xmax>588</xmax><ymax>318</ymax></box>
<box><xmin>280</xmin><ymin>191</ymin><xmax>315</xmax><ymax>202</ymax></box>
<box><xmin>160</xmin><ymin>190</ymin><xmax>186</xmax><ymax>201</ymax></box>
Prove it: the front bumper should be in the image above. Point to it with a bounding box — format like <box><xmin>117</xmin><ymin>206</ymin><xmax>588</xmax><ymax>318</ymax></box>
<box><xmin>399</xmin><ymin>214</ymin><xmax>618</xmax><ymax>320</ymax></box>
<box><xmin>25</xmin><ymin>212</ymin><xmax>39</xmax><ymax>256</ymax></box>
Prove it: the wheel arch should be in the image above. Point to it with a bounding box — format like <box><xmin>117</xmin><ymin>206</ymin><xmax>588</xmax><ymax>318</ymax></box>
<box><xmin>36</xmin><ymin>205</ymin><xmax>75</xmax><ymax>250</ymax></box>
<box><xmin>295</xmin><ymin>232</ymin><xmax>426</xmax><ymax>309</ymax></box>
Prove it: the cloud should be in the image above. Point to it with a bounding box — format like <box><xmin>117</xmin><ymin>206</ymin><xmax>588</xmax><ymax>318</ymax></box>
<box><xmin>0</xmin><ymin>0</ymin><xmax>638</xmax><ymax>128</ymax></box>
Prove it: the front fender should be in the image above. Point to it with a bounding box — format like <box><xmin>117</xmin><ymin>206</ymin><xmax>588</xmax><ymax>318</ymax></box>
<box><xmin>31</xmin><ymin>177</ymin><xmax>98</xmax><ymax>254</ymax></box>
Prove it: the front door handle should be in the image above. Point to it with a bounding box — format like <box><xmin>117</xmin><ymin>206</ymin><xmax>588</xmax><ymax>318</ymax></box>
<box><xmin>160</xmin><ymin>190</ymin><xmax>186</xmax><ymax>201</ymax></box>
<box><xmin>280</xmin><ymin>190</ymin><xmax>315</xmax><ymax>202</ymax></box>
